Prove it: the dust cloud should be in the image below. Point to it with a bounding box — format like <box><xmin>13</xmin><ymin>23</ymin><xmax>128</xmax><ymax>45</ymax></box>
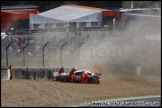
<box><xmin>76</xmin><ymin>2</ymin><xmax>161</xmax><ymax>81</ymax></box>
<box><xmin>1</xmin><ymin>2</ymin><xmax>161</xmax><ymax>82</ymax></box>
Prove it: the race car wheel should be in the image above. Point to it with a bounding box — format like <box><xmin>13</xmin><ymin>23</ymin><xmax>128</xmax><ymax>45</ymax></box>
<box><xmin>62</xmin><ymin>78</ymin><xmax>66</xmax><ymax>82</ymax></box>
<box><xmin>96</xmin><ymin>80</ymin><xmax>100</xmax><ymax>84</ymax></box>
<box><xmin>56</xmin><ymin>77</ymin><xmax>59</xmax><ymax>81</ymax></box>
<box><xmin>89</xmin><ymin>78</ymin><xmax>95</xmax><ymax>83</ymax></box>
<box><xmin>60</xmin><ymin>78</ymin><xmax>64</xmax><ymax>82</ymax></box>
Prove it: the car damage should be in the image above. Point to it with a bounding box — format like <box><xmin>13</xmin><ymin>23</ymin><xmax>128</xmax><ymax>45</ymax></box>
<box><xmin>54</xmin><ymin>69</ymin><xmax>101</xmax><ymax>84</ymax></box>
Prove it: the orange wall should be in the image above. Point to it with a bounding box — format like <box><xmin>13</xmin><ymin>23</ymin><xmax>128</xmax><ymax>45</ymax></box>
<box><xmin>1</xmin><ymin>9</ymin><xmax>39</xmax><ymax>32</ymax></box>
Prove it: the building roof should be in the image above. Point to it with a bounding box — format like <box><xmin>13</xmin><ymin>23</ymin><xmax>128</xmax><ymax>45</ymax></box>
<box><xmin>30</xmin><ymin>5</ymin><xmax>120</xmax><ymax>25</ymax></box>
<box><xmin>1</xmin><ymin>5</ymin><xmax>39</xmax><ymax>10</ymax></box>
<box><xmin>39</xmin><ymin>5</ymin><xmax>102</xmax><ymax>22</ymax></box>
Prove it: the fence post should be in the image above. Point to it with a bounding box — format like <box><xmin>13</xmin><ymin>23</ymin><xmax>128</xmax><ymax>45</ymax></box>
<box><xmin>23</xmin><ymin>46</ymin><xmax>26</xmax><ymax>67</ymax></box>
<box><xmin>53</xmin><ymin>36</ymin><xmax>57</xmax><ymax>46</ymax></box>
<box><xmin>78</xmin><ymin>41</ymin><xmax>84</xmax><ymax>60</ymax></box>
<box><xmin>26</xmin><ymin>67</ymin><xmax>28</xmax><ymax>79</ymax></box>
<box><xmin>42</xmin><ymin>41</ymin><xmax>49</xmax><ymax>67</ymax></box>
<box><xmin>61</xmin><ymin>42</ymin><xmax>67</xmax><ymax>67</ymax></box>
<box><xmin>72</xmin><ymin>40</ymin><xmax>84</xmax><ymax>66</ymax></box>
<box><xmin>6</xmin><ymin>42</ymin><xmax>12</xmax><ymax>67</ymax></box>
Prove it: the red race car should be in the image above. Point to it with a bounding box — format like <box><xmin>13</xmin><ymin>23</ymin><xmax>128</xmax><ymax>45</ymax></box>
<box><xmin>56</xmin><ymin>70</ymin><xmax>101</xmax><ymax>84</ymax></box>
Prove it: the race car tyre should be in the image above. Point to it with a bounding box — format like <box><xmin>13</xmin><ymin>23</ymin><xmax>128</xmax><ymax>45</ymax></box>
<box><xmin>62</xmin><ymin>79</ymin><xmax>67</xmax><ymax>82</ymax></box>
<box><xmin>96</xmin><ymin>80</ymin><xmax>100</xmax><ymax>84</ymax></box>
<box><xmin>56</xmin><ymin>77</ymin><xmax>59</xmax><ymax>81</ymax></box>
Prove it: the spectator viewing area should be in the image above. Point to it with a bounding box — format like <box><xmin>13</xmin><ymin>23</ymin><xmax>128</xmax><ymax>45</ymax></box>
<box><xmin>29</xmin><ymin>5</ymin><xmax>120</xmax><ymax>33</ymax></box>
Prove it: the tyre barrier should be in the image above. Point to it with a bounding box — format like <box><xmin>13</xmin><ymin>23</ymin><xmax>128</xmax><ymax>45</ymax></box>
<box><xmin>4</xmin><ymin>68</ymin><xmax>54</xmax><ymax>80</ymax></box>
<box><xmin>28</xmin><ymin>69</ymin><xmax>37</xmax><ymax>80</ymax></box>
<box><xmin>1</xmin><ymin>67</ymin><xmax>71</xmax><ymax>80</ymax></box>
<box><xmin>13</xmin><ymin>69</ymin><xmax>23</xmax><ymax>79</ymax></box>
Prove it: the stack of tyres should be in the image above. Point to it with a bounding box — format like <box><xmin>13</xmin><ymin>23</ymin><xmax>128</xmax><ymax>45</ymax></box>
<box><xmin>35</xmin><ymin>69</ymin><xmax>40</xmax><ymax>79</ymax></box>
<box><xmin>14</xmin><ymin>69</ymin><xmax>22</xmax><ymax>79</ymax></box>
<box><xmin>47</xmin><ymin>69</ymin><xmax>52</xmax><ymax>80</ymax></box>
<box><xmin>37</xmin><ymin>69</ymin><xmax>44</xmax><ymax>79</ymax></box>
<box><xmin>47</xmin><ymin>70</ymin><xmax>51</xmax><ymax>80</ymax></box>
<box><xmin>21</xmin><ymin>69</ymin><xmax>26</xmax><ymax>79</ymax></box>
<box><xmin>27</xmin><ymin>69</ymin><xmax>32</xmax><ymax>79</ymax></box>
<box><xmin>44</xmin><ymin>69</ymin><xmax>51</xmax><ymax>80</ymax></box>
<box><xmin>33</xmin><ymin>69</ymin><xmax>37</xmax><ymax>80</ymax></box>
<box><xmin>49</xmin><ymin>69</ymin><xmax>53</xmax><ymax>79</ymax></box>
<box><xmin>28</xmin><ymin>69</ymin><xmax>36</xmax><ymax>80</ymax></box>
<box><xmin>40</xmin><ymin>69</ymin><xmax>43</xmax><ymax>79</ymax></box>
<box><xmin>42</xmin><ymin>69</ymin><xmax>46</xmax><ymax>79</ymax></box>
<box><xmin>25</xmin><ymin>68</ymin><xmax>30</xmax><ymax>79</ymax></box>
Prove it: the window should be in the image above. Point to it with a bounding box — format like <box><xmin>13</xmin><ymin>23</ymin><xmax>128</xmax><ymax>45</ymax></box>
<box><xmin>56</xmin><ymin>23</ymin><xmax>64</xmax><ymax>28</ymax></box>
<box><xmin>79</xmin><ymin>22</ymin><xmax>86</xmax><ymax>27</ymax></box>
<box><xmin>74</xmin><ymin>72</ymin><xmax>83</xmax><ymax>76</ymax></box>
<box><xmin>91</xmin><ymin>22</ymin><xmax>98</xmax><ymax>27</ymax></box>
<box><xmin>45</xmin><ymin>23</ymin><xmax>53</xmax><ymax>29</ymax></box>
<box><xmin>33</xmin><ymin>24</ymin><xmax>42</xmax><ymax>29</ymax></box>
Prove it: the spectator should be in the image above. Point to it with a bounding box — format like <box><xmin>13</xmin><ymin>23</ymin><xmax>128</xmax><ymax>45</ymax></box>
<box><xmin>22</xmin><ymin>37</ymin><xmax>27</xmax><ymax>47</ymax></box>
<box><xmin>26</xmin><ymin>35</ymin><xmax>30</xmax><ymax>47</ymax></box>
<box><xmin>59</xmin><ymin>67</ymin><xmax>64</xmax><ymax>75</ymax></box>
<box><xmin>16</xmin><ymin>36</ymin><xmax>21</xmax><ymax>55</ymax></box>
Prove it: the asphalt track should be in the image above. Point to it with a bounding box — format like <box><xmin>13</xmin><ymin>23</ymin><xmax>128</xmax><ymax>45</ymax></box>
<box><xmin>66</xmin><ymin>95</ymin><xmax>161</xmax><ymax>107</ymax></box>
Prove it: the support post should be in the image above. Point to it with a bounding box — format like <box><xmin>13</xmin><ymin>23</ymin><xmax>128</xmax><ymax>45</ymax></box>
<box><xmin>61</xmin><ymin>42</ymin><xmax>67</xmax><ymax>67</ymax></box>
<box><xmin>42</xmin><ymin>41</ymin><xmax>49</xmax><ymax>67</ymax></box>
<box><xmin>6</xmin><ymin>42</ymin><xmax>12</xmax><ymax>67</ymax></box>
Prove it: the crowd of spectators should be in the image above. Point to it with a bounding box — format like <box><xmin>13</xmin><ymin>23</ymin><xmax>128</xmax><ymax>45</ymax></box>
<box><xmin>1</xmin><ymin>30</ymin><xmax>107</xmax><ymax>58</ymax></box>
<box><xmin>2</xmin><ymin>34</ymin><xmax>33</xmax><ymax>57</ymax></box>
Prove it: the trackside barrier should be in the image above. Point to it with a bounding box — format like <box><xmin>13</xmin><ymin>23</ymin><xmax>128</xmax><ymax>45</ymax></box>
<box><xmin>1</xmin><ymin>68</ymin><xmax>8</xmax><ymax>80</ymax></box>
<box><xmin>13</xmin><ymin>69</ymin><xmax>22</xmax><ymax>79</ymax></box>
<box><xmin>21</xmin><ymin>69</ymin><xmax>26</xmax><ymax>79</ymax></box>
<box><xmin>2</xmin><ymin>68</ymin><xmax>54</xmax><ymax>80</ymax></box>
<box><xmin>1</xmin><ymin>67</ymin><xmax>72</xmax><ymax>80</ymax></box>
<box><xmin>43</xmin><ymin>69</ymin><xmax>49</xmax><ymax>80</ymax></box>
